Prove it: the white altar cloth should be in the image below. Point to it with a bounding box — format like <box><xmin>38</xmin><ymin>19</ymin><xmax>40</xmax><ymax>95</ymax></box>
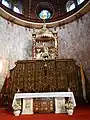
<box><xmin>12</xmin><ymin>92</ymin><xmax>76</xmax><ymax>107</ymax></box>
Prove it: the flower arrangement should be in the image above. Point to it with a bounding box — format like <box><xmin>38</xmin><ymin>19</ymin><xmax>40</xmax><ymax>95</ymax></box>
<box><xmin>65</xmin><ymin>100</ymin><xmax>74</xmax><ymax>109</ymax></box>
<box><xmin>13</xmin><ymin>99</ymin><xmax>21</xmax><ymax>111</ymax></box>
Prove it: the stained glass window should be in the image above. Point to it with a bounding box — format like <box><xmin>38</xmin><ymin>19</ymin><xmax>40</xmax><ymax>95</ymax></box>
<box><xmin>39</xmin><ymin>10</ymin><xmax>51</xmax><ymax>20</ymax></box>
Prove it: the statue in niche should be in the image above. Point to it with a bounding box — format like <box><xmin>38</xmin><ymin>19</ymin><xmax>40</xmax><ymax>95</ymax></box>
<box><xmin>36</xmin><ymin>46</ymin><xmax>56</xmax><ymax>59</ymax></box>
<box><xmin>42</xmin><ymin>46</ymin><xmax>49</xmax><ymax>59</ymax></box>
<box><xmin>32</xmin><ymin>21</ymin><xmax>58</xmax><ymax>59</ymax></box>
<box><xmin>36</xmin><ymin>46</ymin><xmax>50</xmax><ymax>59</ymax></box>
<box><xmin>36</xmin><ymin>49</ymin><xmax>41</xmax><ymax>59</ymax></box>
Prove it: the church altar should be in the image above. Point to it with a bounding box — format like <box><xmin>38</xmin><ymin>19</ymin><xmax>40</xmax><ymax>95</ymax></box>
<box><xmin>0</xmin><ymin>23</ymin><xmax>84</xmax><ymax>113</ymax></box>
<box><xmin>12</xmin><ymin>92</ymin><xmax>76</xmax><ymax>115</ymax></box>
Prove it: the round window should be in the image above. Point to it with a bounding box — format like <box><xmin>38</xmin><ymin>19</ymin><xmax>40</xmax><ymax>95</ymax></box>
<box><xmin>39</xmin><ymin>9</ymin><xmax>51</xmax><ymax>20</ymax></box>
<box><xmin>36</xmin><ymin>2</ymin><xmax>54</xmax><ymax>20</ymax></box>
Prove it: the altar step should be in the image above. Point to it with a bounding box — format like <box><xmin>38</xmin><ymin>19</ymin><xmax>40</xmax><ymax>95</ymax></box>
<box><xmin>0</xmin><ymin>105</ymin><xmax>90</xmax><ymax>120</ymax></box>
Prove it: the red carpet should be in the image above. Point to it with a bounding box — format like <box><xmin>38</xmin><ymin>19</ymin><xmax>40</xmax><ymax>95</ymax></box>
<box><xmin>0</xmin><ymin>105</ymin><xmax>90</xmax><ymax>120</ymax></box>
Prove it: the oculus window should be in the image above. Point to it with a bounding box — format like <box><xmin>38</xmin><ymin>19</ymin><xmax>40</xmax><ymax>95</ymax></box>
<box><xmin>36</xmin><ymin>2</ymin><xmax>54</xmax><ymax>20</ymax></box>
<box><xmin>66</xmin><ymin>0</ymin><xmax>75</xmax><ymax>12</ymax></box>
<box><xmin>39</xmin><ymin>10</ymin><xmax>51</xmax><ymax>20</ymax></box>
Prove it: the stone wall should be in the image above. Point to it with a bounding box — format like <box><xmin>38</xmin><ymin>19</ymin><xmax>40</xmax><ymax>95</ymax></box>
<box><xmin>0</xmin><ymin>17</ymin><xmax>33</xmax><ymax>90</ymax></box>
<box><xmin>57</xmin><ymin>11</ymin><xmax>90</xmax><ymax>81</ymax></box>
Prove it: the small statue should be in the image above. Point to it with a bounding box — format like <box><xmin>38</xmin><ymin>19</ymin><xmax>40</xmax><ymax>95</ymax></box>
<box><xmin>42</xmin><ymin>46</ymin><xmax>49</xmax><ymax>59</ymax></box>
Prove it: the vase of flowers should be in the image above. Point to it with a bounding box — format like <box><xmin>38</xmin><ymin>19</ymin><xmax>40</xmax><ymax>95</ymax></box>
<box><xmin>65</xmin><ymin>100</ymin><xmax>74</xmax><ymax>115</ymax></box>
<box><xmin>14</xmin><ymin>110</ymin><xmax>21</xmax><ymax>116</ymax></box>
<box><xmin>13</xmin><ymin>99</ymin><xmax>21</xmax><ymax>116</ymax></box>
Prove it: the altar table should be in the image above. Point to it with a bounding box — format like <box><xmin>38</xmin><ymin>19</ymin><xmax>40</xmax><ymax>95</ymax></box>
<box><xmin>12</xmin><ymin>92</ymin><xmax>76</xmax><ymax>115</ymax></box>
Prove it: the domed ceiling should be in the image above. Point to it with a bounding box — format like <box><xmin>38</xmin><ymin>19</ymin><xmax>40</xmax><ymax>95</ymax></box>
<box><xmin>0</xmin><ymin>0</ymin><xmax>90</xmax><ymax>28</ymax></box>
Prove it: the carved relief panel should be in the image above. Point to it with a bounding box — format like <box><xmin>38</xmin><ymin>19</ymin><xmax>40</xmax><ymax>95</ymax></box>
<box><xmin>33</xmin><ymin>98</ymin><xmax>55</xmax><ymax>113</ymax></box>
<box><xmin>24</xmin><ymin>61</ymin><xmax>35</xmax><ymax>92</ymax></box>
<box><xmin>35</xmin><ymin>60</ymin><xmax>45</xmax><ymax>92</ymax></box>
<box><xmin>66</xmin><ymin>62</ymin><xmax>83</xmax><ymax>97</ymax></box>
<box><xmin>46</xmin><ymin>60</ymin><xmax>56</xmax><ymax>91</ymax></box>
<box><xmin>56</xmin><ymin>61</ymin><xmax>68</xmax><ymax>91</ymax></box>
<box><xmin>9</xmin><ymin>63</ymin><xmax>25</xmax><ymax>98</ymax></box>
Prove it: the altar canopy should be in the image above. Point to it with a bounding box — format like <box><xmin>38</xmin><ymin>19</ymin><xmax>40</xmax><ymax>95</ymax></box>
<box><xmin>32</xmin><ymin>22</ymin><xmax>58</xmax><ymax>59</ymax></box>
